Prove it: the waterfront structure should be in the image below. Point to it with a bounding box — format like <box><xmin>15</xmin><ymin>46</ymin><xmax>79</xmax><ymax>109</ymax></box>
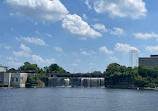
<box><xmin>10</xmin><ymin>73</ymin><xmax>28</xmax><ymax>87</ymax></box>
<box><xmin>48</xmin><ymin>73</ymin><xmax>105</xmax><ymax>87</ymax></box>
<box><xmin>139</xmin><ymin>55</ymin><xmax>158</xmax><ymax>67</ymax></box>
<box><xmin>0</xmin><ymin>73</ymin><xmax>11</xmax><ymax>87</ymax></box>
<box><xmin>0</xmin><ymin>72</ymin><xmax>28</xmax><ymax>87</ymax></box>
<box><xmin>48</xmin><ymin>77</ymin><xmax>105</xmax><ymax>87</ymax></box>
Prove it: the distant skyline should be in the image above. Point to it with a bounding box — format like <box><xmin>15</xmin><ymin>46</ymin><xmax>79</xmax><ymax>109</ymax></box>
<box><xmin>0</xmin><ymin>0</ymin><xmax>158</xmax><ymax>72</ymax></box>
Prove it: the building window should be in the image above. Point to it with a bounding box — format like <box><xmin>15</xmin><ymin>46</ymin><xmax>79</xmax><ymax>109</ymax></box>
<box><xmin>11</xmin><ymin>77</ymin><xmax>14</xmax><ymax>82</ymax></box>
<box><xmin>16</xmin><ymin>78</ymin><xmax>18</xmax><ymax>82</ymax></box>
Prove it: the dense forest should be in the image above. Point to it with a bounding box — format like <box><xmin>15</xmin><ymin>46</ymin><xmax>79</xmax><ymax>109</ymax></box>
<box><xmin>8</xmin><ymin>62</ymin><xmax>158</xmax><ymax>88</ymax></box>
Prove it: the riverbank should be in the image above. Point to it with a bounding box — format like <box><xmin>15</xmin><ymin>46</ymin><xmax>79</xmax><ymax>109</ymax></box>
<box><xmin>2</xmin><ymin>86</ymin><xmax>158</xmax><ymax>91</ymax></box>
<box><xmin>140</xmin><ymin>87</ymin><xmax>158</xmax><ymax>90</ymax></box>
<box><xmin>106</xmin><ymin>86</ymin><xmax>158</xmax><ymax>90</ymax></box>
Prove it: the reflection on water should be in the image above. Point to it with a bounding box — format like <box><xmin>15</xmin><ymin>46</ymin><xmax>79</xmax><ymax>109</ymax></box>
<box><xmin>0</xmin><ymin>88</ymin><xmax>158</xmax><ymax>111</ymax></box>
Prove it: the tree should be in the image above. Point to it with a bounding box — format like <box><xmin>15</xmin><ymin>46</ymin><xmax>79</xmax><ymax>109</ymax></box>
<box><xmin>91</xmin><ymin>71</ymin><xmax>102</xmax><ymax>74</ymax></box>
<box><xmin>104</xmin><ymin>63</ymin><xmax>121</xmax><ymax>77</ymax></box>
<box><xmin>134</xmin><ymin>76</ymin><xmax>149</xmax><ymax>87</ymax></box>
<box><xmin>18</xmin><ymin>62</ymin><xmax>40</xmax><ymax>73</ymax></box>
<box><xmin>26</xmin><ymin>74</ymin><xmax>48</xmax><ymax>87</ymax></box>
<box><xmin>119</xmin><ymin>65</ymin><xmax>127</xmax><ymax>73</ymax></box>
<box><xmin>45</xmin><ymin>64</ymin><xmax>67</xmax><ymax>74</ymax></box>
<box><xmin>8</xmin><ymin>68</ymin><xmax>16</xmax><ymax>71</ymax></box>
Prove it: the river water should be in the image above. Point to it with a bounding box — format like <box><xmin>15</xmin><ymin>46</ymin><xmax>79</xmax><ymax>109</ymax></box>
<box><xmin>0</xmin><ymin>88</ymin><xmax>158</xmax><ymax>111</ymax></box>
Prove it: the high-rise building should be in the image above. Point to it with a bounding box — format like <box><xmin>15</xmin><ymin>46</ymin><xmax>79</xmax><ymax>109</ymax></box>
<box><xmin>129</xmin><ymin>50</ymin><xmax>138</xmax><ymax>68</ymax></box>
<box><xmin>139</xmin><ymin>55</ymin><xmax>158</xmax><ymax>67</ymax></box>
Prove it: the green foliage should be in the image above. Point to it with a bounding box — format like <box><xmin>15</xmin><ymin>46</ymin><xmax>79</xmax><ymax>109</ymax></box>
<box><xmin>138</xmin><ymin>65</ymin><xmax>158</xmax><ymax>78</ymax></box>
<box><xmin>91</xmin><ymin>71</ymin><xmax>102</xmax><ymax>74</ymax></box>
<box><xmin>44</xmin><ymin>63</ymin><xmax>67</xmax><ymax>74</ymax></box>
<box><xmin>26</xmin><ymin>74</ymin><xmax>48</xmax><ymax>88</ymax></box>
<box><xmin>134</xmin><ymin>76</ymin><xmax>149</xmax><ymax>87</ymax></box>
<box><xmin>104</xmin><ymin>63</ymin><xmax>158</xmax><ymax>88</ymax></box>
<box><xmin>104</xmin><ymin>63</ymin><xmax>120</xmax><ymax>76</ymax></box>
<box><xmin>18</xmin><ymin>62</ymin><xmax>40</xmax><ymax>73</ymax></box>
<box><xmin>8</xmin><ymin>68</ymin><xmax>16</xmax><ymax>71</ymax></box>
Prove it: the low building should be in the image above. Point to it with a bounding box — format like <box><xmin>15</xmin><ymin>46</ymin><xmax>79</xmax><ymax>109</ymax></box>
<box><xmin>0</xmin><ymin>73</ymin><xmax>28</xmax><ymax>88</ymax></box>
<box><xmin>139</xmin><ymin>55</ymin><xmax>158</xmax><ymax>67</ymax></box>
<box><xmin>0</xmin><ymin>72</ymin><xmax>11</xmax><ymax>87</ymax></box>
<box><xmin>10</xmin><ymin>73</ymin><xmax>28</xmax><ymax>88</ymax></box>
<box><xmin>0</xmin><ymin>65</ymin><xmax>8</xmax><ymax>72</ymax></box>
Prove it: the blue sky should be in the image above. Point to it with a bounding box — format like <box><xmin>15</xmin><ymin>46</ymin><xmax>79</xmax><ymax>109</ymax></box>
<box><xmin>0</xmin><ymin>0</ymin><xmax>158</xmax><ymax>73</ymax></box>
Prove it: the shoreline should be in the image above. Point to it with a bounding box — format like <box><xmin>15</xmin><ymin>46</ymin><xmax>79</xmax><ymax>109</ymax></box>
<box><xmin>1</xmin><ymin>86</ymin><xmax>158</xmax><ymax>91</ymax></box>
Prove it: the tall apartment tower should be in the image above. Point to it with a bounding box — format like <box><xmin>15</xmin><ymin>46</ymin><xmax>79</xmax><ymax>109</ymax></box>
<box><xmin>129</xmin><ymin>50</ymin><xmax>138</xmax><ymax>68</ymax></box>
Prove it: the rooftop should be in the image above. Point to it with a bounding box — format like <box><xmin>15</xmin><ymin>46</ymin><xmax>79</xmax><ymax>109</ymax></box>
<box><xmin>0</xmin><ymin>65</ymin><xmax>8</xmax><ymax>68</ymax></box>
<box><xmin>150</xmin><ymin>55</ymin><xmax>158</xmax><ymax>57</ymax></box>
<box><xmin>139</xmin><ymin>55</ymin><xmax>158</xmax><ymax>58</ymax></box>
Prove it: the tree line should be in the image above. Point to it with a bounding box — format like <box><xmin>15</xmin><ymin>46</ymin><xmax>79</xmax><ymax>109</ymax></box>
<box><xmin>8</xmin><ymin>62</ymin><xmax>158</xmax><ymax>88</ymax></box>
<box><xmin>104</xmin><ymin>63</ymin><xmax>158</xmax><ymax>88</ymax></box>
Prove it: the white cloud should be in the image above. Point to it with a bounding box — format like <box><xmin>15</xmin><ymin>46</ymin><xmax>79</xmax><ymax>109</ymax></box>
<box><xmin>6</xmin><ymin>0</ymin><xmax>69</xmax><ymax>22</ymax></box>
<box><xmin>32</xmin><ymin>55</ymin><xmax>45</xmax><ymax>63</ymax></box>
<box><xmin>46</xmin><ymin>33</ymin><xmax>52</xmax><ymax>37</ymax></box>
<box><xmin>32</xmin><ymin>55</ymin><xmax>55</xmax><ymax>64</ymax></box>
<box><xmin>12</xmin><ymin>44</ymin><xmax>31</xmax><ymax>57</ymax></box>
<box><xmin>12</xmin><ymin>51</ymin><xmax>30</xmax><ymax>57</ymax></box>
<box><xmin>16</xmin><ymin>37</ymin><xmax>46</xmax><ymax>46</ymax></box>
<box><xmin>71</xmin><ymin>63</ymin><xmax>78</xmax><ymax>67</ymax></box>
<box><xmin>146</xmin><ymin>46</ymin><xmax>158</xmax><ymax>54</ymax></box>
<box><xmin>89</xmin><ymin>63</ymin><xmax>94</xmax><ymax>66</ymax></box>
<box><xmin>99</xmin><ymin>46</ymin><xmax>113</xmax><ymax>55</ymax></box>
<box><xmin>0</xmin><ymin>43</ymin><xmax>11</xmax><ymax>50</ymax></box>
<box><xmin>92</xmin><ymin>24</ymin><xmax>107</xmax><ymax>32</ymax></box>
<box><xmin>109</xmin><ymin>56</ymin><xmax>119</xmax><ymax>62</ymax></box>
<box><xmin>110</xmin><ymin>27</ymin><xmax>125</xmax><ymax>35</ymax></box>
<box><xmin>62</xmin><ymin>14</ymin><xmax>102</xmax><ymax>39</ymax></box>
<box><xmin>9</xmin><ymin>13</ymin><xmax>14</xmax><ymax>16</ymax></box>
<box><xmin>115</xmin><ymin>43</ymin><xmax>138</xmax><ymax>53</ymax></box>
<box><xmin>93</xmin><ymin>0</ymin><xmax>147</xmax><ymax>19</ymax></box>
<box><xmin>54</xmin><ymin>47</ymin><xmax>63</xmax><ymax>53</ymax></box>
<box><xmin>35</xmin><ymin>30</ymin><xmax>39</xmax><ymax>34</ymax></box>
<box><xmin>76</xmin><ymin>59</ymin><xmax>81</xmax><ymax>63</ymax></box>
<box><xmin>82</xmin><ymin>14</ymin><xmax>87</xmax><ymax>19</ymax></box>
<box><xmin>80</xmin><ymin>49</ymin><xmax>95</xmax><ymax>56</ymax></box>
<box><xmin>133</xmin><ymin>32</ymin><xmax>158</xmax><ymax>39</ymax></box>
<box><xmin>6</xmin><ymin>56</ymin><xmax>19</xmax><ymax>61</ymax></box>
<box><xmin>4</xmin><ymin>46</ymin><xmax>11</xmax><ymax>50</ymax></box>
<box><xmin>6</xmin><ymin>57</ymin><xmax>14</xmax><ymax>61</ymax></box>
<box><xmin>85</xmin><ymin>0</ymin><xmax>92</xmax><ymax>9</ymax></box>
<box><xmin>20</xmin><ymin>44</ymin><xmax>31</xmax><ymax>53</ymax></box>
<box><xmin>72</xmin><ymin>52</ymin><xmax>78</xmax><ymax>56</ymax></box>
<box><xmin>8</xmin><ymin>61</ymin><xmax>24</xmax><ymax>66</ymax></box>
